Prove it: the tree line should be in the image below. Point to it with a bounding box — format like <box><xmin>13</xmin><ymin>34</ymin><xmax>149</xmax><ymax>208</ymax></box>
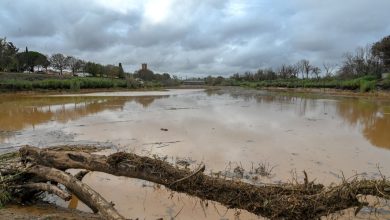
<box><xmin>229</xmin><ymin>35</ymin><xmax>390</xmax><ymax>82</ymax></box>
<box><xmin>2</xmin><ymin>35</ymin><xmax>389</xmax><ymax>82</ymax></box>
<box><xmin>0</xmin><ymin>37</ymin><xmax>126</xmax><ymax>78</ymax></box>
<box><xmin>132</xmin><ymin>67</ymin><xmax>173</xmax><ymax>81</ymax></box>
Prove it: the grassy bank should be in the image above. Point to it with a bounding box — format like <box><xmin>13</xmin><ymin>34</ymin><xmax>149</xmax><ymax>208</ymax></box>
<box><xmin>220</xmin><ymin>75</ymin><xmax>390</xmax><ymax>93</ymax></box>
<box><xmin>0</xmin><ymin>72</ymin><xmax>180</xmax><ymax>92</ymax></box>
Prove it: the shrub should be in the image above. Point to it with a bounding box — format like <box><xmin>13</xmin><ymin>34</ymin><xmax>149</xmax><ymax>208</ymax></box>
<box><xmin>124</xmin><ymin>78</ymin><xmax>139</xmax><ymax>89</ymax></box>
<box><xmin>382</xmin><ymin>76</ymin><xmax>390</xmax><ymax>89</ymax></box>
<box><xmin>70</xmin><ymin>79</ymin><xmax>81</xmax><ymax>91</ymax></box>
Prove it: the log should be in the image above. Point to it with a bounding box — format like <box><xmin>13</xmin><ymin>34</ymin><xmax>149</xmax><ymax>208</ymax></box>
<box><xmin>74</xmin><ymin>170</ymin><xmax>90</xmax><ymax>181</ymax></box>
<box><xmin>26</xmin><ymin>165</ymin><xmax>125</xmax><ymax>220</ymax></box>
<box><xmin>19</xmin><ymin>146</ymin><xmax>390</xmax><ymax>220</ymax></box>
<box><xmin>169</xmin><ymin>164</ymin><xmax>205</xmax><ymax>186</ymax></box>
<box><xmin>14</xmin><ymin>182</ymin><xmax>72</xmax><ymax>201</ymax></box>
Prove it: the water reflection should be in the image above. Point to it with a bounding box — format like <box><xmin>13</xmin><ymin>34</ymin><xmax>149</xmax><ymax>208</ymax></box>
<box><xmin>206</xmin><ymin>89</ymin><xmax>390</xmax><ymax>150</ymax></box>
<box><xmin>0</xmin><ymin>95</ymin><xmax>167</xmax><ymax>142</ymax></box>
<box><xmin>1</xmin><ymin>89</ymin><xmax>390</xmax><ymax>150</ymax></box>
<box><xmin>2</xmin><ymin>89</ymin><xmax>390</xmax><ymax>219</ymax></box>
<box><xmin>336</xmin><ymin>99</ymin><xmax>390</xmax><ymax>149</ymax></box>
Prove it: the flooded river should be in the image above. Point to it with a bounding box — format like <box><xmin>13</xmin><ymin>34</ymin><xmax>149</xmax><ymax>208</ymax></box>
<box><xmin>1</xmin><ymin>88</ymin><xmax>390</xmax><ymax>219</ymax></box>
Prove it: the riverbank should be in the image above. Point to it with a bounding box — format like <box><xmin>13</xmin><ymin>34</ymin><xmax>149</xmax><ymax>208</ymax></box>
<box><xmin>201</xmin><ymin>74</ymin><xmax>390</xmax><ymax>99</ymax></box>
<box><xmin>3</xmin><ymin>84</ymin><xmax>390</xmax><ymax>101</ymax></box>
<box><xmin>218</xmin><ymin>75</ymin><xmax>390</xmax><ymax>95</ymax></box>
<box><xmin>3</xmin><ymin>72</ymin><xmax>390</xmax><ymax>100</ymax></box>
<box><xmin>255</xmin><ymin>86</ymin><xmax>390</xmax><ymax>99</ymax></box>
<box><xmin>0</xmin><ymin>203</ymin><xmax>101</xmax><ymax>220</ymax></box>
<box><xmin>0</xmin><ymin>72</ymin><xmax>180</xmax><ymax>92</ymax></box>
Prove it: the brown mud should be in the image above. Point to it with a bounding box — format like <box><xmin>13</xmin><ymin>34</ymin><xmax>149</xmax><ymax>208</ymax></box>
<box><xmin>0</xmin><ymin>203</ymin><xmax>101</xmax><ymax>220</ymax></box>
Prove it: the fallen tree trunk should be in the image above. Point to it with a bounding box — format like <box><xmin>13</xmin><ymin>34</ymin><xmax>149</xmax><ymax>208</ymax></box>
<box><xmin>19</xmin><ymin>146</ymin><xmax>390</xmax><ymax>220</ymax></box>
<box><xmin>26</xmin><ymin>165</ymin><xmax>125</xmax><ymax>220</ymax></box>
<box><xmin>13</xmin><ymin>182</ymin><xmax>72</xmax><ymax>201</ymax></box>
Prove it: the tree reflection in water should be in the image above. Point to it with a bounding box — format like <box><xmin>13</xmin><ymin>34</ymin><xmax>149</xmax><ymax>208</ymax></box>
<box><xmin>0</xmin><ymin>95</ymin><xmax>167</xmax><ymax>142</ymax></box>
<box><xmin>206</xmin><ymin>88</ymin><xmax>390</xmax><ymax>150</ymax></box>
<box><xmin>336</xmin><ymin>99</ymin><xmax>390</xmax><ymax>149</ymax></box>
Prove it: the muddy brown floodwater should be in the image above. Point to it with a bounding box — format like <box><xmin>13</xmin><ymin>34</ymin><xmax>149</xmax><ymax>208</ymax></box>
<box><xmin>1</xmin><ymin>88</ymin><xmax>390</xmax><ymax>219</ymax></box>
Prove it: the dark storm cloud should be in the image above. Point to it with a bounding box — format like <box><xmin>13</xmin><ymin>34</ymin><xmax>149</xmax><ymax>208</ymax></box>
<box><xmin>1</xmin><ymin>0</ymin><xmax>390</xmax><ymax>76</ymax></box>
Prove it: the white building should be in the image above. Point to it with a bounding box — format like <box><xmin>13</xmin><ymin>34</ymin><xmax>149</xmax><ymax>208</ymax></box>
<box><xmin>75</xmin><ymin>72</ymin><xmax>92</xmax><ymax>77</ymax></box>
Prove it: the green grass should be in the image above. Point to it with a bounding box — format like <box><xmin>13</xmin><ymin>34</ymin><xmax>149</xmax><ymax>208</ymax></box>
<box><xmin>0</xmin><ymin>78</ymin><xmax>122</xmax><ymax>91</ymax></box>
<box><xmin>0</xmin><ymin>72</ymin><xmax>71</xmax><ymax>81</ymax></box>
<box><xmin>0</xmin><ymin>72</ymin><xmax>182</xmax><ymax>91</ymax></box>
<box><xmin>382</xmin><ymin>74</ymin><xmax>390</xmax><ymax>89</ymax></box>
<box><xmin>359</xmin><ymin>80</ymin><xmax>376</xmax><ymax>92</ymax></box>
<box><xmin>226</xmin><ymin>76</ymin><xmax>380</xmax><ymax>92</ymax></box>
<box><xmin>0</xmin><ymin>77</ymin><xmax>147</xmax><ymax>91</ymax></box>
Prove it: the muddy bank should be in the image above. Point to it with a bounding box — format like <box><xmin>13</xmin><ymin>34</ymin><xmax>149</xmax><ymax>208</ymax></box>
<box><xmin>0</xmin><ymin>203</ymin><xmax>101</xmax><ymax>220</ymax></box>
<box><xmin>252</xmin><ymin>86</ymin><xmax>390</xmax><ymax>99</ymax></box>
<box><xmin>2</xmin><ymin>85</ymin><xmax>390</xmax><ymax>99</ymax></box>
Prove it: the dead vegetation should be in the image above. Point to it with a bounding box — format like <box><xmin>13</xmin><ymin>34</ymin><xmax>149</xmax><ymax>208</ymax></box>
<box><xmin>252</xmin><ymin>162</ymin><xmax>276</xmax><ymax>177</ymax></box>
<box><xmin>1</xmin><ymin>145</ymin><xmax>390</xmax><ymax>219</ymax></box>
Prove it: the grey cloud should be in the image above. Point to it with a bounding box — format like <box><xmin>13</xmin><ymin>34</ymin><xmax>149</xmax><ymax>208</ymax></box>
<box><xmin>1</xmin><ymin>0</ymin><xmax>390</xmax><ymax>76</ymax></box>
<box><xmin>0</xmin><ymin>1</ymin><xmax>57</xmax><ymax>37</ymax></box>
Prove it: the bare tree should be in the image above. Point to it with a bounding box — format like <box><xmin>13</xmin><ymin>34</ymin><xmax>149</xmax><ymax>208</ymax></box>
<box><xmin>323</xmin><ymin>62</ymin><xmax>337</xmax><ymax>77</ymax></box>
<box><xmin>292</xmin><ymin>63</ymin><xmax>300</xmax><ymax>78</ymax></box>
<box><xmin>0</xmin><ymin>37</ymin><xmax>19</xmax><ymax>72</ymax></box>
<box><xmin>105</xmin><ymin>64</ymin><xmax>120</xmax><ymax>79</ymax></box>
<box><xmin>372</xmin><ymin>35</ymin><xmax>390</xmax><ymax>71</ymax></box>
<box><xmin>79</xmin><ymin>60</ymin><xmax>86</xmax><ymax>72</ymax></box>
<box><xmin>297</xmin><ymin>59</ymin><xmax>312</xmax><ymax>79</ymax></box>
<box><xmin>277</xmin><ymin>64</ymin><xmax>298</xmax><ymax>79</ymax></box>
<box><xmin>338</xmin><ymin>45</ymin><xmax>383</xmax><ymax>78</ymax></box>
<box><xmin>277</xmin><ymin>64</ymin><xmax>288</xmax><ymax>79</ymax></box>
<box><xmin>50</xmin><ymin>53</ymin><xmax>68</xmax><ymax>75</ymax></box>
<box><xmin>311</xmin><ymin>66</ymin><xmax>321</xmax><ymax>79</ymax></box>
<box><xmin>290</xmin><ymin>64</ymin><xmax>299</xmax><ymax>78</ymax></box>
<box><xmin>66</xmin><ymin>56</ymin><xmax>83</xmax><ymax>76</ymax></box>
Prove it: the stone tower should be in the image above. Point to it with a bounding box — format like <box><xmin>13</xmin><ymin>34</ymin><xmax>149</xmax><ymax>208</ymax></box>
<box><xmin>141</xmin><ymin>63</ymin><xmax>147</xmax><ymax>70</ymax></box>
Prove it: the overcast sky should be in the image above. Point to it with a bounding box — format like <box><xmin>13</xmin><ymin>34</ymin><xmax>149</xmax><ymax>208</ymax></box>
<box><xmin>1</xmin><ymin>0</ymin><xmax>390</xmax><ymax>76</ymax></box>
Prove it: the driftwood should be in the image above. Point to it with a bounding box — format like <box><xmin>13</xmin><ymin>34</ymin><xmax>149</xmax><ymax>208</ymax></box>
<box><xmin>169</xmin><ymin>164</ymin><xmax>205</xmax><ymax>186</ymax></box>
<box><xmin>13</xmin><ymin>182</ymin><xmax>72</xmax><ymax>201</ymax></box>
<box><xmin>17</xmin><ymin>146</ymin><xmax>390</xmax><ymax>220</ymax></box>
<box><xmin>0</xmin><ymin>149</ymin><xmax>124</xmax><ymax>220</ymax></box>
<box><xmin>74</xmin><ymin>170</ymin><xmax>90</xmax><ymax>181</ymax></box>
<box><xmin>26</xmin><ymin>165</ymin><xmax>125</xmax><ymax>220</ymax></box>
